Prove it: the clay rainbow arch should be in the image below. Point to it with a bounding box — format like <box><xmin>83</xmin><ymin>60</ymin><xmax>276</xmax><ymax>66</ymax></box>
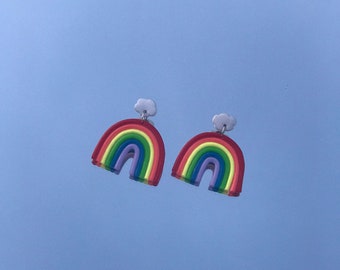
<box><xmin>171</xmin><ymin>132</ymin><xmax>245</xmax><ymax>196</ymax></box>
<box><xmin>92</xmin><ymin>119</ymin><xmax>165</xmax><ymax>186</ymax></box>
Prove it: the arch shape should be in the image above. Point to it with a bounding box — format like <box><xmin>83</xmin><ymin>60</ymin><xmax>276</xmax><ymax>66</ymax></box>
<box><xmin>172</xmin><ymin>132</ymin><xmax>245</xmax><ymax>196</ymax></box>
<box><xmin>92</xmin><ymin>119</ymin><xmax>165</xmax><ymax>186</ymax></box>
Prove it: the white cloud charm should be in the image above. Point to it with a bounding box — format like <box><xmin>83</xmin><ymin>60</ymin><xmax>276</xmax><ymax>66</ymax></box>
<box><xmin>134</xmin><ymin>98</ymin><xmax>157</xmax><ymax>119</ymax></box>
<box><xmin>212</xmin><ymin>113</ymin><xmax>237</xmax><ymax>133</ymax></box>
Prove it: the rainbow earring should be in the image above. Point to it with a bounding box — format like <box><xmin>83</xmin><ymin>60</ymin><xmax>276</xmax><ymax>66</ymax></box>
<box><xmin>91</xmin><ymin>98</ymin><xmax>165</xmax><ymax>186</ymax></box>
<box><xmin>171</xmin><ymin>113</ymin><xmax>245</xmax><ymax>196</ymax></box>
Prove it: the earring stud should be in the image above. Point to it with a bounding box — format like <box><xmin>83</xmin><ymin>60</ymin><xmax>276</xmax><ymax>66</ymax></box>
<box><xmin>91</xmin><ymin>98</ymin><xmax>165</xmax><ymax>186</ymax></box>
<box><xmin>171</xmin><ymin>113</ymin><xmax>245</xmax><ymax>196</ymax></box>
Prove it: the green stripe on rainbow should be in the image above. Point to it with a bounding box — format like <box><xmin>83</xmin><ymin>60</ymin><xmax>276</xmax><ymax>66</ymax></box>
<box><xmin>172</xmin><ymin>132</ymin><xmax>245</xmax><ymax>196</ymax></box>
<box><xmin>92</xmin><ymin>119</ymin><xmax>165</xmax><ymax>186</ymax></box>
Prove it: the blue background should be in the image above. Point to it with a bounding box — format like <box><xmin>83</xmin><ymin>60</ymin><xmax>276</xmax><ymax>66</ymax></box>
<box><xmin>1</xmin><ymin>1</ymin><xmax>339</xmax><ymax>269</ymax></box>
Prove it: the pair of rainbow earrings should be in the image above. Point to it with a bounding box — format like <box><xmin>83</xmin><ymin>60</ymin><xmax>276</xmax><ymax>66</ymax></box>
<box><xmin>92</xmin><ymin>98</ymin><xmax>245</xmax><ymax>196</ymax></box>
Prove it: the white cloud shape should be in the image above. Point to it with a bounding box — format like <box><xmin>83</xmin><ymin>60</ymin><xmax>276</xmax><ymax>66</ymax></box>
<box><xmin>212</xmin><ymin>113</ymin><xmax>237</xmax><ymax>132</ymax></box>
<box><xmin>134</xmin><ymin>98</ymin><xmax>157</xmax><ymax>118</ymax></box>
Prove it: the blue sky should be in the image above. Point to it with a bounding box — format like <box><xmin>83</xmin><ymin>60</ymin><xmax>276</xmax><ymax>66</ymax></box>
<box><xmin>1</xmin><ymin>1</ymin><xmax>340</xmax><ymax>269</ymax></box>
